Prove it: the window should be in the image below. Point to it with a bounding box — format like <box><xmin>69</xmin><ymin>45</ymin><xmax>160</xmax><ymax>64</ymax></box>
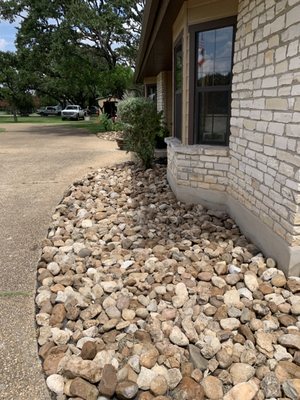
<box><xmin>145</xmin><ymin>84</ymin><xmax>157</xmax><ymax>105</ymax></box>
<box><xmin>189</xmin><ymin>18</ymin><xmax>236</xmax><ymax>145</ymax></box>
<box><xmin>174</xmin><ymin>39</ymin><xmax>183</xmax><ymax>140</ymax></box>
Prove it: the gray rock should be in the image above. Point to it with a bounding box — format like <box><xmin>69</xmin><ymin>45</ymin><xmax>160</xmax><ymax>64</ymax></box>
<box><xmin>261</xmin><ymin>372</ymin><xmax>281</xmax><ymax>398</ymax></box>
<box><xmin>188</xmin><ymin>344</ymin><xmax>209</xmax><ymax>371</ymax></box>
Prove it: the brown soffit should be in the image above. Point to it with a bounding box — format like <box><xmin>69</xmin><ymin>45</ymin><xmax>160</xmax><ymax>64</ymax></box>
<box><xmin>135</xmin><ymin>0</ymin><xmax>184</xmax><ymax>83</ymax></box>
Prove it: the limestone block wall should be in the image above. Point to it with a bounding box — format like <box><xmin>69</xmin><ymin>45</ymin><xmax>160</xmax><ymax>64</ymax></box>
<box><xmin>229</xmin><ymin>0</ymin><xmax>300</xmax><ymax>247</ymax></box>
<box><xmin>166</xmin><ymin>137</ymin><xmax>230</xmax><ymax>194</ymax></box>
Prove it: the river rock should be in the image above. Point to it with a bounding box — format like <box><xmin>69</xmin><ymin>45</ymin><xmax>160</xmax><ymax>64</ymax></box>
<box><xmin>260</xmin><ymin>372</ymin><xmax>281</xmax><ymax>398</ymax></box>
<box><xmin>58</xmin><ymin>356</ymin><xmax>102</xmax><ymax>383</ymax></box>
<box><xmin>202</xmin><ymin>376</ymin><xmax>223</xmax><ymax>399</ymax></box>
<box><xmin>171</xmin><ymin>376</ymin><xmax>205</xmax><ymax>400</ymax></box>
<box><xmin>46</xmin><ymin>374</ymin><xmax>64</xmax><ymax>395</ymax></box>
<box><xmin>229</xmin><ymin>363</ymin><xmax>255</xmax><ymax>385</ymax></box>
<box><xmin>224</xmin><ymin>381</ymin><xmax>258</xmax><ymax>400</ymax></box>
<box><xmin>282</xmin><ymin>379</ymin><xmax>300</xmax><ymax>400</ymax></box>
<box><xmin>69</xmin><ymin>377</ymin><xmax>99</xmax><ymax>400</ymax></box>
<box><xmin>278</xmin><ymin>334</ymin><xmax>300</xmax><ymax>350</ymax></box>
<box><xmin>169</xmin><ymin>326</ymin><xmax>189</xmax><ymax>346</ymax></box>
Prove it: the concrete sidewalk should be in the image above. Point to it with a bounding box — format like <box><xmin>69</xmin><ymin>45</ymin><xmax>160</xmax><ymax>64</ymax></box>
<box><xmin>0</xmin><ymin>123</ymin><xmax>130</xmax><ymax>400</ymax></box>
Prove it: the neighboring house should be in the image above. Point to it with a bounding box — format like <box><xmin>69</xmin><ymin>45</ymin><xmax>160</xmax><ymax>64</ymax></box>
<box><xmin>135</xmin><ymin>0</ymin><xmax>300</xmax><ymax>276</ymax></box>
<box><xmin>97</xmin><ymin>96</ymin><xmax>119</xmax><ymax>118</ymax></box>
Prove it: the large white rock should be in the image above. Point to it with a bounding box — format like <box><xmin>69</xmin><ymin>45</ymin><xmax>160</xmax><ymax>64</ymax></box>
<box><xmin>169</xmin><ymin>326</ymin><xmax>189</xmax><ymax>346</ymax></box>
<box><xmin>46</xmin><ymin>374</ymin><xmax>64</xmax><ymax>395</ymax></box>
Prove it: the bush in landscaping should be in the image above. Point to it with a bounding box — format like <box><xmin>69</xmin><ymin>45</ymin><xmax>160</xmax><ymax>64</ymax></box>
<box><xmin>99</xmin><ymin>113</ymin><xmax>114</xmax><ymax>131</ymax></box>
<box><xmin>117</xmin><ymin>97</ymin><xmax>164</xmax><ymax>169</ymax></box>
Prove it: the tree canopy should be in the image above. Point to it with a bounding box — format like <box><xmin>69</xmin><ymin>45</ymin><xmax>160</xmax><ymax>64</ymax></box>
<box><xmin>0</xmin><ymin>0</ymin><xmax>145</xmax><ymax>107</ymax></box>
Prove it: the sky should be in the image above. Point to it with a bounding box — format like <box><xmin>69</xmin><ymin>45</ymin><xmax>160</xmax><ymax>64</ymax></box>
<box><xmin>0</xmin><ymin>20</ymin><xmax>17</xmax><ymax>52</ymax></box>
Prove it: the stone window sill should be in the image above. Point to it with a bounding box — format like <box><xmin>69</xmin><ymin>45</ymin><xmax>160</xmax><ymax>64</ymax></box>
<box><xmin>165</xmin><ymin>137</ymin><xmax>229</xmax><ymax>156</ymax></box>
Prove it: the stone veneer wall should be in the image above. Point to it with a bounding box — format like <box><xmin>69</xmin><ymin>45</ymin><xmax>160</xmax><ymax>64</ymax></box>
<box><xmin>166</xmin><ymin>0</ymin><xmax>300</xmax><ymax>274</ymax></box>
<box><xmin>229</xmin><ymin>0</ymin><xmax>300</xmax><ymax>247</ymax></box>
<box><xmin>166</xmin><ymin>138</ymin><xmax>230</xmax><ymax>191</ymax></box>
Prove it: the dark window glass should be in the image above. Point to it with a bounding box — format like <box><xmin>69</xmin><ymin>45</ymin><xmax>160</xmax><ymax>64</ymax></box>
<box><xmin>175</xmin><ymin>46</ymin><xmax>183</xmax><ymax>92</ymax></box>
<box><xmin>174</xmin><ymin>42</ymin><xmax>183</xmax><ymax>140</ymax></box>
<box><xmin>196</xmin><ymin>91</ymin><xmax>230</xmax><ymax>144</ymax></box>
<box><xmin>146</xmin><ymin>84</ymin><xmax>157</xmax><ymax>104</ymax></box>
<box><xmin>195</xmin><ymin>25</ymin><xmax>234</xmax><ymax>145</ymax></box>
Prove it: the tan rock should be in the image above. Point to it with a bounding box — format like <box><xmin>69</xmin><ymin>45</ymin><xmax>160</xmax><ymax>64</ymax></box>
<box><xmin>202</xmin><ymin>376</ymin><xmax>223</xmax><ymax>399</ymax></box>
<box><xmin>171</xmin><ymin>377</ymin><xmax>205</xmax><ymax>400</ymax></box>
<box><xmin>98</xmin><ymin>364</ymin><xmax>117</xmax><ymax>397</ymax></box>
<box><xmin>230</xmin><ymin>363</ymin><xmax>255</xmax><ymax>385</ymax></box>
<box><xmin>58</xmin><ymin>356</ymin><xmax>102</xmax><ymax>383</ymax></box>
<box><xmin>150</xmin><ymin>375</ymin><xmax>168</xmax><ymax>396</ymax></box>
<box><xmin>140</xmin><ymin>346</ymin><xmax>159</xmax><ymax>369</ymax></box>
<box><xmin>69</xmin><ymin>377</ymin><xmax>99</xmax><ymax>400</ymax></box>
<box><xmin>49</xmin><ymin>304</ymin><xmax>66</xmax><ymax>326</ymax></box>
<box><xmin>224</xmin><ymin>381</ymin><xmax>259</xmax><ymax>400</ymax></box>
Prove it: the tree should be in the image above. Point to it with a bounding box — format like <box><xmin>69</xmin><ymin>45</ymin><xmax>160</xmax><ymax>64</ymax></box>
<box><xmin>0</xmin><ymin>0</ymin><xmax>145</xmax><ymax>105</ymax></box>
<box><xmin>0</xmin><ymin>51</ymin><xmax>33</xmax><ymax>121</ymax></box>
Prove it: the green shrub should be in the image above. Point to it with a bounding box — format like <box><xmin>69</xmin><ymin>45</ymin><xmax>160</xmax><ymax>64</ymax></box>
<box><xmin>118</xmin><ymin>97</ymin><xmax>164</xmax><ymax>169</ymax></box>
<box><xmin>99</xmin><ymin>113</ymin><xmax>114</xmax><ymax>131</ymax></box>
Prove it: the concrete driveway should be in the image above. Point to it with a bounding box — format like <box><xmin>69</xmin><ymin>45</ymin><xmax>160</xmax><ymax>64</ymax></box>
<box><xmin>0</xmin><ymin>123</ymin><xmax>130</xmax><ymax>400</ymax></box>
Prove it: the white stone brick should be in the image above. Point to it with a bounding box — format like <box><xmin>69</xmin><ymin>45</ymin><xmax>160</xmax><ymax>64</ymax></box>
<box><xmin>264</xmin><ymin>146</ymin><xmax>277</xmax><ymax>156</ymax></box>
<box><xmin>262</xmin><ymin>77</ymin><xmax>278</xmax><ymax>88</ymax></box>
<box><xmin>287</xmin><ymin>40</ymin><xmax>299</xmax><ymax>57</ymax></box>
<box><xmin>275</xmin><ymin>136</ymin><xmax>288</xmax><ymax>150</ymax></box>
<box><xmin>270</xmin><ymin>15</ymin><xmax>285</xmax><ymax>33</ymax></box>
<box><xmin>273</xmin><ymin>112</ymin><xmax>292</xmax><ymax>123</ymax></box>
<box><xmin>286</xmin><ymin>179</ymin><xmax>300</xmax><ymax>191</ymax></box>
<box><xmin>282</xmin><ymin>23</ymin><xmax>300</xmax><ymax>42</ymax></box>
<box><xmin>263</xmin><ymin>89</ymin><xmax>278</xmax><ymax>97</ymax></box>
<box><xmin>286</xmin><ymin>124</ymin><xmax>300</xmax><ymax>137</ymax></box>
<box><xmin>275</xmin><ymin>46</ymin><xmax>287</xmax><ymax>62</ymax></box>
<box><xmin>289</xmin><ymin>56</ymin><xmax>300</xmax><ymax>70</ymax></box>
<box><xmin>277</xmin><ymin>151</ymin><xmax>300</xmax><ymax>167</ymax></box>
<box><xmin>287</xmin><ymin>4</ymin><xmax>300</xmax><ymax>27</ymax></box>
<box><xmin>268</xmin><ymin>122</ymin><xmax>285</xmax><ymax>135</ymax></box>
<box><xmin>264</xmin><ymin>135</ymin><xmax>274</xmax><ymax>146</ymax></box>
<box><xmin>248</xmin><ymin>142</ymin><xmax>263</xmax><ymax>152</ymax></box>
<box><xmin>292</xmin><ymin>85</ymin><xmax>300</xmax><ymax>96</ymax></box>
<box><xmin>275</xmin><ymin>61</ymin><xmax>289</xmax><ymax>75</ymax></box>
<box><xmin>264</xmin><ymin>49</ymin><xmax>274</xmax><ymax>64</ymax></box>
<box><xmin>266</xmin><ymin>98</ymin><xmax>288</xmax><ymax>110</ymax></box>
<box><xmin>289</xmin><ymin>0</ymin><xmax>300</xmax><ymax>6</ymax></box>
<box><xmin>269</xmin><ymin>34</ymin><xmax>280</xmax><ymax>48</ymax></box>
<box><xmin>293</xmin><ymin>112</ymin><xmax>300</xmax><ymax>123</ymax></box>
<box><xmin>287</xmin><ymin>139</ymin><xmax>296</xmax><ymax>151</ymax></box>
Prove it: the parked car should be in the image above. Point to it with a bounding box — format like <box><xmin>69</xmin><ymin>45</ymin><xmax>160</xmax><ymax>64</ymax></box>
<box><xmin>61</xmin><ymin>105</ymin><xmax>85</xmax><ymax>120</ymax></box>
<box><xmin>85</xmin><ymin>106</ymin><xmax>100</xmax><ymax>116</ymax></box>
<box><xmin>37</xmin><ymin>106</ymin><xmax>61</xmax><ymax>116</ymax></box>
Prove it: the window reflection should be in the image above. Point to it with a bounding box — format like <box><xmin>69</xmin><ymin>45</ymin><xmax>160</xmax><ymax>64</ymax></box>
<box><xmin>197</xmin><ymin>27</ymin><xmax>233</xmax><ymax>87</ymax></box>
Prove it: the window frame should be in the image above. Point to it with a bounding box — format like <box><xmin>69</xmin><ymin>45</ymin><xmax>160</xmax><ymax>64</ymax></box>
<box><xmin>188</xmin><ymin>16</ymin><xmax>237</xmax><ymax>146</ymax></box>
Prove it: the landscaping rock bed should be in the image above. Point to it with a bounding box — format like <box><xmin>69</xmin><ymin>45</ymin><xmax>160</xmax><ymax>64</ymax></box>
<box><xmin>36</xmin><ymin>162</ymin><xmax>300</xmax><ymax>400</ymax></box>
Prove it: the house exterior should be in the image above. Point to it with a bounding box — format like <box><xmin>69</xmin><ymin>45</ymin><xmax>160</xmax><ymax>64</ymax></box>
<box><xmin>135</xmin><ymin>0</ymin><xmax>300</xmax><ymax>276</ymax></box>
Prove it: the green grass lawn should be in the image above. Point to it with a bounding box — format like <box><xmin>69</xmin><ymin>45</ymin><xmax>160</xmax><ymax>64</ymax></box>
<box><xmin>0</xmin><ymin>115</ymin><xmax>85</xmax><ymax>124</ymax></box>
<box><xmin>0</xmin><ymin>115</ymin><xmax>123</xmax><ymax>135</ymax></box>
<box><xmin>0</xmin><ymin>115</ymin><xmax>109</xmax><ymax>134</ymax></box>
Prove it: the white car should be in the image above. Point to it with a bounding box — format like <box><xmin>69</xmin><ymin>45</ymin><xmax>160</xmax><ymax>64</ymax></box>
<box><xmin>61</xmin><ymin>105</ymin><xmax>85</xmax><ymax>120</ymax></box>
